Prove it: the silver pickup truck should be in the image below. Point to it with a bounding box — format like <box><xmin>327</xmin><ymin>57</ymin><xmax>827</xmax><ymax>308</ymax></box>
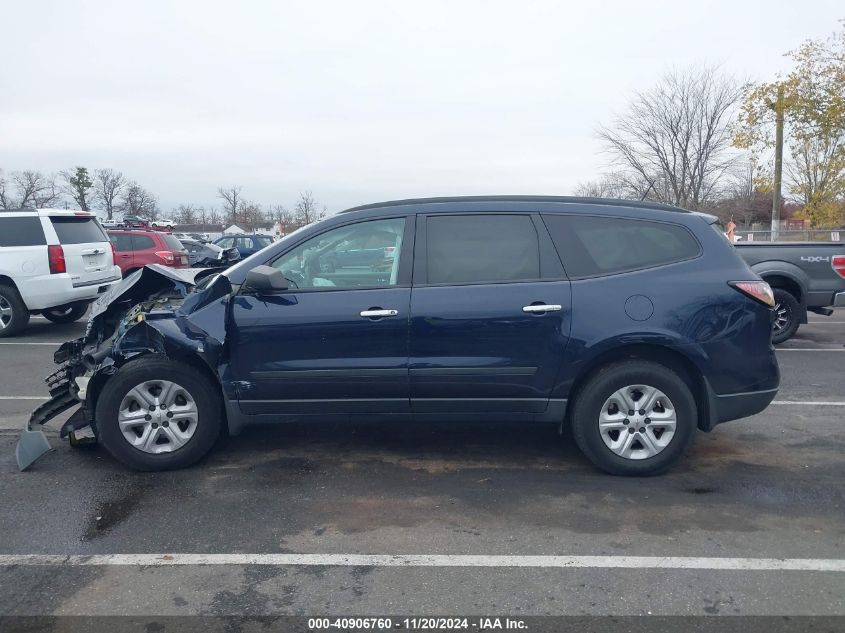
<box><xmin>736</xmin><ymin>242</ymin><xmax>845</xmax><ymax>343</ymax></box>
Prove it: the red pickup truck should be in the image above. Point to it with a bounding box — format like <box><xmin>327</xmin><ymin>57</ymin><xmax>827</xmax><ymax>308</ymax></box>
<box><xmin>107</xmin><ymin>229</ymin><xmax>189</xmax><ymax>277</ymax></box>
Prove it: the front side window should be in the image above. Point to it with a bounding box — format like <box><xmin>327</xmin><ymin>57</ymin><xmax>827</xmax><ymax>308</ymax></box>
<box><xmin>542</xmin><ymin>214</ymin><xmax>701</xmax><ymax>278</ymax></box>
<box><xmin>216</xmin><ymin>237</ymin><xmax>234</xmax><ymax>248</ymax></box>
<box><xmin>272</xmin><ymin>218</ymin><xmax>405</xmax><ymax>290</ymax></box>
<box><xmin>425</xmin><ymin>214</ymin><xmax>540</xmax><ymax>285</ymax></box>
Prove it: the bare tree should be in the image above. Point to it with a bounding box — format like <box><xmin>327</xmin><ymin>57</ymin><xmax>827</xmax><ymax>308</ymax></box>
<box><xmin>208</xmin><ymin>208</ymin><xmax>222</xmax><ymax>225</ymax></box>
<box><xmin>573</xmin><ymin>172</ymin><xmax>634</xmax><ymax>199</ymax></box>
<box><xmin>10</xmin><ymin>170</ymin><xmax>62</xmax><ymax>208</ymax></box>
<box><xmin>94</xmin><ymin>169</ymin><xmax>126</xmax><ymax>220</ymax></box>
<box><xmin>0</xmin><ymin>169</ymin><xmax>11</xmax><ymax>209</ymax></box>
<box><xmin>236</xmin><ymin>200</ymin><xmax>263</xmax><ymax>229</ymax></box>
<box><xmin>174</xmin><ymin>204</ymin><xmax>197</xmax><ymax>225</ymax></box>
<box><xmin>121</xmin><ymin>182</ymin><xmax>159</xmax><ymax>220</ymax></box>
<box><xmin>293</xmin><ymin>191</ymin><xmax>327</xmax><ymax>225</ymax></box>
<box><xmin>61</xmin><ymin>166</ymin><xmax>94</xmax><ymax>211</ymax></box>
<box><xmin>217</xmin><ymin>185</ymin><xmax>242</xmax><ymax>223</ymax></box>
<box><xmin>598</xmin><ymin>66</ymin><xmax>743</xmax><ymax>210</ymax></box>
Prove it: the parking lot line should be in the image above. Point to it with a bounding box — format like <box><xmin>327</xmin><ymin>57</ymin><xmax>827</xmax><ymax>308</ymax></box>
<box><xmin>0</xmin><ymin>342</ymin><xmax>63</xmax><ymax>346</ymax></box>
<box><xmin>1</xmin><ymin>553</ymin><xmax>843</xmax><ymax>571</ymax></box>
<box><xmin>776</xmin><ymin>348</ymin><xmax>845</xmax><ymax>351</ymax></box>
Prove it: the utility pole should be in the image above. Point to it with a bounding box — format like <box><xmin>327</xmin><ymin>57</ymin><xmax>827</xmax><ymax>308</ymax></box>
<box><xmin>771</xmin><ymin>83</ymin><xmax>785</xmax><ymax>241</ymax></box>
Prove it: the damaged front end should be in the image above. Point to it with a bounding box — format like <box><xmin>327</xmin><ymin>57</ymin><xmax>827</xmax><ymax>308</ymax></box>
<box><xmin>16</xmin><ymin>264</ymin><xmax>232</xmax><ymax>470</ymax></box>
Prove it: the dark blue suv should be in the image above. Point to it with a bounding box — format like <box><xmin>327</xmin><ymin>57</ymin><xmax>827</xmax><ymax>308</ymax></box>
<box><xmin>19</xmin><ymin>197</ymin><xmax>779</xmax><ymax>476</ymax></box>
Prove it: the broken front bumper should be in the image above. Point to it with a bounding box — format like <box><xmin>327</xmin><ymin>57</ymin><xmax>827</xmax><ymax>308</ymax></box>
<box><xmin>15</xmin><ymin>357</ymin><xmax>84</xmax><ymax>471</ymax></box>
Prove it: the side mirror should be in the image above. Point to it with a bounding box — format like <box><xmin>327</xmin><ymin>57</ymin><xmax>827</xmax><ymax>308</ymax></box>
<box><xmin>243</xmin><ymin>265</ymin><xmax>288</xmax><ymax>294</ymax></box>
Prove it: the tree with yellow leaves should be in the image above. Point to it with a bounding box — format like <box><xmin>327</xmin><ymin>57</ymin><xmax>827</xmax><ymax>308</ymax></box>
<box><xmin>735</xmin><ymin>22</ymin><xmax>845</xmax><ymax>228</ymax></box>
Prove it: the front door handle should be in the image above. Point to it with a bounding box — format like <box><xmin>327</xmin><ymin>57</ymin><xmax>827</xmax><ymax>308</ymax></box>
<box><xmin>360</xmin><ymin>308</ymin><xmax>399</xmax><ymax>318</ymax></box>
<box><xmin>522</xmin><ymin>304</ymin><xmax>562</xmax><ymax>313</ymax></box>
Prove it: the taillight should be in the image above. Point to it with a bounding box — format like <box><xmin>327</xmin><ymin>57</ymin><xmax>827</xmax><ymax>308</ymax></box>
<box><xmin>730</xmin><ymin>281</ymin><xmax>775</xmax><ymax>307</ymax></box>
<box><xmin>155</xmin><ymin>250</ymin><xmax>175</xmax><ymax>265</ymax></box>
<box><xmin>833</xmin><ymin>255</ymin><xmax>845</xmax><ymax>279</ymax></box>
<box><xmin>48</xmin><ymin>245</ymin><xmax>66</xmax><ymax>274</ymax></box>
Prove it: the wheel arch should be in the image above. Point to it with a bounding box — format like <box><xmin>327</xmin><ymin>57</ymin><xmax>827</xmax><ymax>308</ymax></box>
<box><xmin>565</xmin><ymin>343</ymin><xmax>710</xmax><ymax>432</ymax></box>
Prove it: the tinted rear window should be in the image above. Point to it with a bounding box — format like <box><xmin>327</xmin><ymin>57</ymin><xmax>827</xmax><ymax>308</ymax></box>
<box><xmin>256</xmin><ymin>236</ymin><xmax>273</xmax><ymax>247</ymax></box>
<box><xmin>0</xmin><ymin>217</ymin><xmax>47</xmax><ymax>246</ymax></box>
<box><xmin>426</xmin><ymin>215</ymin><xmax>540</xmax><ymax>284</ymax></box>
<box><xmin>161</xmin><ymin>234</ymin><xmax>186</xmax><ymax>251</ymax></box>
<box><xmin>542</xmin><ymin>214</ymin><xmax>701</xmax><ymax>278</ymax></box>
<box><xmin>50</xmin><ymin>216</ymin><xmax>108</xmax><ymax>244</ymax></box>
<box><xmin>132</xmin><ymin>235</ymin><xmax>156</xmax><ymax>250</ymax></box>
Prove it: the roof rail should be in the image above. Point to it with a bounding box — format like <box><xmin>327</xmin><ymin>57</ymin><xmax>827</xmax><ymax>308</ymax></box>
<box><xmin>339</xmin><ymin>195</ymin><xmax>690</xmax><ymax>214</ymax></box>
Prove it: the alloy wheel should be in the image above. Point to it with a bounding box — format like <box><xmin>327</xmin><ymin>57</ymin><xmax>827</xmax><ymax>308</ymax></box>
<box><xmin>598</xmin><ymin>384</ymin><xmax>677</xmax><ymax>460</ymax></box>
<box><xmin>773</xmin><ymin>302</ymin><xmax>790</xmax><ymax>333</ymax></box>
<box><xmin>118</xmin><ymin>380</ymin><xmax>198</xmax><ymax>454</ymax></box>
<box><xmin>0</xmin><ymin>296</ymin><xmax>12</xmax><ymax>330</ymax></box>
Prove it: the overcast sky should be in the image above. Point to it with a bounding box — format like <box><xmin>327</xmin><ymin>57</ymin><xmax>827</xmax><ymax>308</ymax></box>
<box><xmin>1</xmin><ymin>0</ymin><xmax>842</xmax><ymax>214</ymax></box>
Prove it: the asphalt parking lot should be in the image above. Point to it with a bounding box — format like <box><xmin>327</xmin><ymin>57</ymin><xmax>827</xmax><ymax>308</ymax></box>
<box><xmin>0</xmin><ymin>312</ymin><xmax>843</xmax><ymax>625</ymax></box>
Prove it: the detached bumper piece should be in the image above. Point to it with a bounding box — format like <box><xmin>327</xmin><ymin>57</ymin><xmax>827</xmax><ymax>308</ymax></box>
<box><xmin>15</xmin><ymin>368</ymin><xmax>80</xmax><ymax>471</ymax></box>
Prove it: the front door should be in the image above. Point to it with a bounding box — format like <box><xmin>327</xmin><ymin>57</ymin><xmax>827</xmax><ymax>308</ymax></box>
<box><xmin>409</xmin><ymin>213</ymin><xmax>572</xmax><ymax>414</ymax></box>
<box><xmin>227</xmin><ymin>216</ymin><xmax>413</xmax><ymax>416</ymax></box>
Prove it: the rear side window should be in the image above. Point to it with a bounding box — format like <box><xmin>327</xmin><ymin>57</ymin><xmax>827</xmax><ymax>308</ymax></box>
<box><xmin>109</xmin><ymin>233</ymin><xmax>133</xmax><ymax>252</ymax></box>
<box><xmin>0</xmin><ymin>217</ymin><xmax>47</xmax><ymax>246</ymax></box>
<box><xmin>161</xmin><ymin>234</ymin><xmax>185</xmax><ymax>251</ymax></box>
<box><xmin>256</xmin><ymin>236</ymin><xmax>273</xmax><ymax>247</ymax></box>
<box><xmin>132</xmin><ymin>235</ymin><xmax>156</xmax><ymax>250</ymax></box>
<box><xmin>425</xmin><ymin>215</ymin><xmax>540</xmax><ymax>285</ymax></box>
<box><xmin>542</xmin><ymin>215</ymin><xmax>701</xmax><ymax>278</ymax></box>
<box><xmin>49</xmin><ymin>216</ymin><xmax>108</xmax><ymax>244</ymax></box>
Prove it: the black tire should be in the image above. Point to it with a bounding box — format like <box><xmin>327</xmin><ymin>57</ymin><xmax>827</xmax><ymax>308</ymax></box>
<box><xmin>41</xmin><ymin>303</ymin><xmax>88</xmax><ymax>324</ymax></box>
<box><xmin>0</xmin><ymin>283</ymin><xmax>30</xmax><ymax>338</ymax></box>
<box><xmin>771</xmin><ymin>288</ymin><xmax>800</xmax><ymax>344</ymax></box>
<box><xmin>95</xmin><ymin>355</ymin><xmax>223</xmax><ymax>471</ymax></box>
<box><xmin>570</xmin><ymin>360</ymin><xmax>697</xmax><ymax>476</ymax></box>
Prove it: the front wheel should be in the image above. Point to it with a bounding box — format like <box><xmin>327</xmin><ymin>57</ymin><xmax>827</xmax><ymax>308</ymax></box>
<box><xmin>771</xmin><ymin>289</ymin><xmax>800</xmax><ymax>344</ymax></box>
<box><xmin>570</xmin><ymin>360</ymin><xmax>697</xmax><ymax>476</ymax></box>
<box><xmin>95</xmin><ymin>356</ymin><xmax>223</xmax><ymax>471</ymax></box>
<box><xmin>41</xmin><ymin>303</ymin><xmax>88</xmax><ymax>324</ymax></box>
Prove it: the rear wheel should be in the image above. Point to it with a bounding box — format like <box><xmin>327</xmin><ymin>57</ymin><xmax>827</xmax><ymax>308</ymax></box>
<box><xmin>41</xmin><ymin>303</ymin><xmax>88</xmax><ymax>324</ymax></box>
<box><xmin>570</xmin><ymin>360</ymin><xmax>697</xmax><ymax>476</ymax></box>
<box><xmin>771</xmin><ymin>289</ymin><xmax>800</xmax><ymax>344</ymax></box>
<box><xmin>0</xmin><ymin>284</ymin><xmax>29</xmax><ymax>338</ymax></box>
<box><xmin>95</xmin><ymin>356</ymin><xmax>222</xmax><ymax>471</ymax></box>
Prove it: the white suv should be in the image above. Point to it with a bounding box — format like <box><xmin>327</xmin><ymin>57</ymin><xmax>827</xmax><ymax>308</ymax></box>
<box><xmin>0</xmin><ymin>209</ymin><xmax>122</xmax><ymax>337</ymax></box>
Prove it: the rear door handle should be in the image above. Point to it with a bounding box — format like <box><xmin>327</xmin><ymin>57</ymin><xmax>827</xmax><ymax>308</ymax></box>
<box><xmin>360</xmin><ymin>308</ymin><xmax>399</xmax><ymax>318</ymax></box>
<box><xmin>522</xmin><ymin>304</ymin><xmax>562</xmax><ymax>313</ymax></box>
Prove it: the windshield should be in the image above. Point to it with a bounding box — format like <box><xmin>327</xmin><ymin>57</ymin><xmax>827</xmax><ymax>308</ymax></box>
<box><xmin>222</xmin><ymin>220</ymin><xmax>326</xmax><ymax>279</ymax></box>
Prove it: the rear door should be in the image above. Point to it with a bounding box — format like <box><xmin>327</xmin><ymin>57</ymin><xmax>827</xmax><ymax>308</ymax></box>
<box><xmin>47</xmin><ymin>215</ymin><xmax>116</xmax><ymax>287</ymax></box>
<box><xmin>409</xmin><ymin>213</ymin><xmax>572</xmax><ymax>414</ymax></box>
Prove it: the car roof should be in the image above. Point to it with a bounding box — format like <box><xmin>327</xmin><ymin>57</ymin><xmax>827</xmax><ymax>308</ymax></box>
<box><xmin>339</xmin><ymin>195</ymin><xmax>691</xmax><ymax>215</ymax></box>
<box><xmin>0</xmin><ymin>207</ymin><xmax>98</xmax><ymax>217</ymax></box>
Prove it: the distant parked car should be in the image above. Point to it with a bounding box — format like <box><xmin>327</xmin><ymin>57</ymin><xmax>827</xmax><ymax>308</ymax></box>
<box><xmin>150</xmin><ymin>219</ymin><xmax>175</xmax><ymax>230</ymax></box>
<box><xmin>107</xmin><ymin>229</ymin><xmax>189</xmax><ymax>276</ymax></box>
<box><xmin>120</xmin><ymin>215</ymin><xmax>150</xmax><ymax>229</ymax></box>
<box><xmin>214</xmin><ymin>234</ymin><xmax>273</xmax><ymax>258</ymax></box>
<box><xmin>0</xmin><ymin>208</ymin><xmax>121</xmax><ymax>337</ymax></box>
<box><xmin>100</xmin><ymin>219</ymin><xmax>120</xmax><ymax>229</ymax></box>
<box><xmin>179</xmin><ymin>238</ymin><xmax>240</xmax><ymax>267</ymax></box>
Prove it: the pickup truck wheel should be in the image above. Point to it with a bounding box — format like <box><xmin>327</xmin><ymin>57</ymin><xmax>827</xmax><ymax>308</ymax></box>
<box><xmin>771</xmin><ymin>289</ymin><xmax>800</xmax><ymax>344</ymax></box>
<box><xmin>0</xmin><ymin>284</ymin><xmax>29</xmax><ymax>338</ymax></box>
<box><xmin>570</xmin><ymin>360</ymin><xmax>696</xmax><ymax>476</ymax></box>
<box><xmin>95</xmin><ymin>356</ymin><xmax>222</xmax><ymax>471</ymax></box>
<box><xmin>41</xmin><ymin>303</ymin><xmax>88</xmax><ymax>324</ymax></box>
